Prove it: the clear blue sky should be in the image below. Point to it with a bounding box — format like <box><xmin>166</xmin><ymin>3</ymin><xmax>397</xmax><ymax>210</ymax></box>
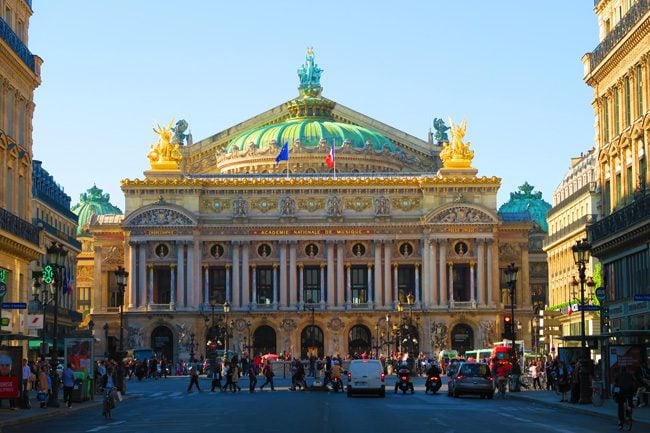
<box><xmin>29</xmin><ymin>1</ymin><xmax>598</xmax><ymax>211</ymax></box>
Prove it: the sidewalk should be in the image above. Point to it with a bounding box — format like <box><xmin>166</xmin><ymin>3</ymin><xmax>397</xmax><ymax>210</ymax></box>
<box><xmin>0</xmin><ymin>392</ymin><xmax>105</xmax><ymax>428</ymax></box>
<box><xmin>507</xmin><ymin>389</ymin><xmax>650</xmax><ymax>427</ymax></box>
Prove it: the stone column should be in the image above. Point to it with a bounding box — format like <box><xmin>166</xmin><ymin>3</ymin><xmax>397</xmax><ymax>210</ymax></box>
<box><xmin>298</xmin><ymin>263</ymin><xmax>304</xmax><ymax>306</ymax></box>
<box><xmin>448</xmin><ymin>263</ymin><xmax>454</xmax><ymax>304</ymax></box>
<box><xmin>430</xmin><ymin>240</ymin><xmax>438</xmax><ymax>306</ymax></box>
<box><xmin>203</xmin><ymin>265</ymin><xmax>209</xmax><ymax>305</ymax></box>
<box><xmin>251</xmin><ymin>265</ymin><xmax>257</xmax><ymax>306</ymax></box>
<box><xmin>242</xmin><ymin>242</ymin><xmax>250</xmax><ymax>308</ymax></box>
<box><xmin>232</xmin><ymin>242</ymin><xmax>241</xmax><ymax>308</ymax></box>
<box><xmin>392</xmin><ymin>263</ymin><xmax>398</xmax><ymax>305</ymax></box>
<box><xmin>383</xmin><ymin>242</ymin><xmax>392</xmax><ymax>307</ymax></box>
<box><xmin>128</xmin><ymin>241</ymin><xmax>137</xmax><ymax>308</ymax></box>
<box><xmin>439</xmin><ymin>241</ymin><xmax>447</xmax><ymax>306</ymax></box>
<box><xmin>289</xmin><ymin>242</ymin><xmax>297</xmax><ymax>307</ymax></box>
<box><xmin>319</xmin><ymin>263</ymin><xmax>326</xmax><ymax>308</ymax></box>
<box><xmin>93</xmin><ymin>246</ymin><xmax>104</xmax><ymax>309</ymax></box>
<box><xmin>279</xmin><ymin>242</ymin><xmax>288</xmax><ymax>308</ymax></box>
<box><xmin>345</xmin><ymin>263</ymin><xmax>352</xmax><ymax>307</ymax></box>
<box><xmin>138</xmin><ymin>244</ymin><xmax>147</xmax><ymax>308</ymax></box>
<box><xmin>272</xmin><ymin>264</ymin><xmax>278</xmax><ymax>309</ymax></box>
<box><xmin>367</xmin><ymin>263</ymin><xmax>373</xmax><ymax>308</ymax></box>
<box><xmin>326</xmin><ymin>242</ymin><xmax>335</xmax><ymax>307</ymax></box>
<box><xmin>415</xmin><ymin>263</ymin><xmax>420</xmax><ymax>306</ymax></box>
<box><xmin>148</xmin><ymin>265</ymin><xmax>154</xmax><ymax>309</ymax></box>
<box><xmin>421</xmin><ymin>236</ymin><xmax>430</xmax><ymax>307</ymax></box>
<box><xmin>374</xmin><ymin>241</ymin><xmax>382</xmax><ymax>306</ymax></box>
<box><xmin>336</xmin><ymin>242</ymin><xmax>344</xmax><ymax>307</ymax></box>
<box><xmin>477</xmin><ymin>239</ymin><xmax>485</xmax><ymax>306</ymax></box>
<box><xmin>225</xmin><ymin>264</ymin><xmax>231</xmax><ymax>303</ymax></box>
<box><xmin>170</xmin><ymin>264</ymin><xmax>176</xmax><ymax>309</ymax></box>
<box><xmin>488</xmin><ymin>240</ymin><xmax>498</xmax><ymax>306</ymax></box>
<box><xmin>470</xmin><ymin>261</ymin><xmax>475</xmax><ymax>306</ymax></box>
<box><xmin>186</xmin><ymin>241</ymin><xmax>195</xmax><ymax>308</ymax></box>
<box><xmin>176</xmin><ymin>242</ymin><xmax>185</xmax><ymax>308</ymax></box>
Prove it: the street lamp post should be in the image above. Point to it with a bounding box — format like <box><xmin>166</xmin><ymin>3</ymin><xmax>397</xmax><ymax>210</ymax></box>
<box><xmin>114</xmin><ymin>266</ymin><xmax>128</xmax><ymax>393</ymax></box>
<box><xmin>223</xmin><ymin>301</ymin><xmax>231</xmax><ymax>356</ymax></box>
<box><xmin>103</xmin><ymin>323</ymin><xmax>109</xmax><ymax>357</ymax></box>
<box><xmin>572</xmin><ymin>238</ymin><xmax>593</xmax><ymax>405</ymax></box>
<box><xmin>44</xmin><ymin>242</ymin><xmax>67</xmax><ymax>407</ymax></box>
<box><xmin>504</xmin><ymin>263</ymin><xmax>519</xmax><ymax>360</ymax></box>
<box><xmin>245</xmin><ymin>321</ymin><xmax>252</xmax><ymax>357</ymax></box>
<box><xmin>189</xmin><ymin>333</ymin><xmax>195</xmax><ymax>362</ymax></box>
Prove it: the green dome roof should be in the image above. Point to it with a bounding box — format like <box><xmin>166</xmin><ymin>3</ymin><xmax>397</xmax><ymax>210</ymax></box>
<box><xmin>225</xmin><ymin>118</ymin><xmax>396</xmax><ymax>154</ymax></box>
<box><xmin>71</xmin><ymin>185</ymin><xmax>122</xmax><ymax>235</ymax></box>
<box><xmin>498</xmin><ymin>182</ymin><xmax>551</xmax><ymax>232</ymax></box>
<box><xmin>224</xmin><ymin>49</ymin><xmax>396</xmax><ymax>156</ymax></box>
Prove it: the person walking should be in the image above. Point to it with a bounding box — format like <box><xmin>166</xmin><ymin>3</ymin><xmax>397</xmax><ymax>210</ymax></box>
<box><xmin>614</xmin><ymin>365</ymin><xmax>636</xmax><ymax>429</ymax></box>
<box><xmin>259</xmin><ymin>360</ymin><xmax>275</xmax><ymax>391</ymax></box>
<box><xmin>231</xmin><ymin>363</ymin><xmax>241</xmax><ymax>392</ymax></box>
<box><xmin>187</xmin><ymin>361</ymin><xmax>201</xmax><ymax>393</ymax></box>
<box><xmin>556</xmin><ymin>361</ymin><xmax>570</xmax><ymax>402</ymax></box>
<box><xmin>248</xmin><ymin>364</ymin><xmax>257</xmax><ymax>392</ymax></box>
<box><xmin>21</xmin><ymin>359</ymin><xmax>32</xmax><ymax>409</ymax></box>
<box><xmin>37</xmin><ymin>365</ymin><xmax>50</xmax><ymax>408</ymax></box>
<box><xmin>62</xmin><ymin>363</ymin><xmax>75</xmax><ymax>408</ymax></box>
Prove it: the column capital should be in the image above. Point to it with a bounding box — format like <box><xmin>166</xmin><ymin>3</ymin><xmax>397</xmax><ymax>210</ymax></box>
<box><xmin>147</xmin><ymin>264</ymin><xmax>154</xmax><ymax>270</ymax></box>
<box><xmin>392</xmin><ymin>263</ymin><xmax>398</xmax><ymax>270</ymax></box>
<box><xmin>345</xmin><ymin>262</ymin><xmax>351</xmax><ymax>269</ymax></box>
<box><xmin>414</xmin><ymin>263</ymin><xmax>420</xmax><ymax>269</ymax></box>
<box><xmin>202</xmin><ymin>264</ymin><xmax>208</xmax><ymax>270</ymax></box>
<box><xmin>251</xmin><ymin>264</ymin><xmax>257</xmax><ymax>270</ymax></box>
<box><xmin>298</xmin><ymin>262</ymin><xmax>304</xmax><ymax>269</ymax></box>
<box><xmin>320</xmin><ymin>262</ymin><xmax>326</xmax><ymax>269</ymax></box>
<box><xmin>273</xmin><ymin>263</ymin><xmax>279</xmax><ymax>269</ymax></box>
<box><xmin>171</xmin><ymin>264</ymin><xmax>177</xmax><ymax>270</ymax></box>
<box><xmin>448</xmin><ymin>262</ymin><xmax>454</xmax><ymax>268</ymax></box>
<box><xmin>367</xmin><ymin>262</ymin><xmax>373</xmax><ymax>269</ymax></box>
<box><xmin>225</xmin><ymin>264</ymin><xmax>232</xmax><ymax>270</ymax></box>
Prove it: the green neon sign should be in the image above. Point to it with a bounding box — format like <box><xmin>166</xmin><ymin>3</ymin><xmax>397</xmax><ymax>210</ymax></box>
<box><xmin>0</xmin><ymin>269</ymin><xmax>6</xmax><ymax>283</ymax></box>
<box><xmin>43</xmin><ymin>264</ymin><xmax>54</xmax><ymax>284</ymax></box>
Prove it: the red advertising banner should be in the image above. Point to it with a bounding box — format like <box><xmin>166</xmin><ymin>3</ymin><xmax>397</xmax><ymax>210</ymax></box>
<box><xmin>608</xmin><ymin>345</ymin><xmax>643</xmax><ymax>383</ymax></box>
<box><xmin>0</xmin><ymin>377</ymin><xmax>19</xmax><ymax>398</ymax></box>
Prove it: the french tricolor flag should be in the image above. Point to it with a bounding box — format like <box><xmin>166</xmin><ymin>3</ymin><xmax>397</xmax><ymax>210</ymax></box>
<box><xmin>325</xmin><ymin>143</ymin><xmax>335</xmax><ymax>169</ymax></box>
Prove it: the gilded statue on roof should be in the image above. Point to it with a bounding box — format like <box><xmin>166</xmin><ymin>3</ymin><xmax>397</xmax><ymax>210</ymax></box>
<box><xmin>439</xmin><ymin>118</ymin><xmax>475</xmax><ymax>169</ymax></box>
<box><xmin>147</xmin><ymin>119</ymin><xmax>183</xmax><ymax>171</ymax></box>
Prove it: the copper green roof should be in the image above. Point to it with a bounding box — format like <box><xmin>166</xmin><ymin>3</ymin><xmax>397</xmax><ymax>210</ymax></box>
<box><xmin>71</xmin><ymin>185</ymin><xmax>122</xmax><ymax>235</ymax></box>
<box><xmin>224</xmin><ymin>49</ymin><xmax>396</xmax><ymax>155</ymax></box>
<box><xmin>498</xmin><ymin>182</ymin><xmax>551</xmax><ymax>232</ymax></box>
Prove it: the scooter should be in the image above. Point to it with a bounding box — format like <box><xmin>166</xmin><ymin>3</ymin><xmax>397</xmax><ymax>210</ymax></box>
<box><xmin>394</xmin><ymin>367</ymin><xmax>414</xmax><ymax>394</ymax></box>
<box><xmin>425</xmin><ymin>375</ymin><xmax>442</xmax><ymax>394</ymax></box>
<box><xmin>330</xmin><ymin>376</ymin><xmax>343</xmax><ymax>392</ymax></box>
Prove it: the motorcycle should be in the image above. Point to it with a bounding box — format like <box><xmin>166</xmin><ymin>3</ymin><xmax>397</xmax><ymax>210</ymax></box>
<box><xmin>425</xmin><ymin>375</ymin><xmax>442</xmax><ymax>394</ymax></box>
<box><xmin>330</xmin><ymin>376</ymin><xmax>343</xmax><ymax>392</ymax></box>
<box><xmin>394</xmin><ymin>367</ymin><xmax>414</xmax><ymax>394</ymax></box>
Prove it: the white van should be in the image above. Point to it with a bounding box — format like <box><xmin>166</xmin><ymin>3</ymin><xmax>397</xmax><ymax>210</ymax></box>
<box><xmin>346</xmin><ymin>359</ymin><xmax>385</xmax><ymax>397</ymax></box>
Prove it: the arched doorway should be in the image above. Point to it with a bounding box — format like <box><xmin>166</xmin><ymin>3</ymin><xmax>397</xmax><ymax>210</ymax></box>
<box><xmin>253</xmin><ymin>325</ymin><xmax>276</xmax><ymax>355</ymax></box>
<box><xmin>450</xmin><ymin>323</ymin><xmax>474</xmax><ymax>356</ymax></box>
<box><xmin>300</xmin><ymin>325</ymin><xmax>324</xmax><ymax>358</ymax></box>
<box><xmin>398</xmin><ymin>323</ymin><xmax>420</xmax><ymax>355</ymax></box>
<box><xmin>151</xmin><ymin>325</ymin><xmax>173</xmax><ymax>361</ymax></box>
<box><xmin>348</xmin><ymin>325</ymin><xmax>371</xmax><ymax>356</ymax></box>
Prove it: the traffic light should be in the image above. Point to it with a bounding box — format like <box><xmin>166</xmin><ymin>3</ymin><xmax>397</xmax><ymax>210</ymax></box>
<box><xmin>502</xmin><ymin>314</ymin><xmax>513</xmax><ymax>339</ymax></box>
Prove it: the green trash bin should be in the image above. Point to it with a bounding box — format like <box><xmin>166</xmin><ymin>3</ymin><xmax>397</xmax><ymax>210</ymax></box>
<box><xmin>71</xmin><ymin>372</ymin><xmax>88</xmax><ymax>402</ymax></box>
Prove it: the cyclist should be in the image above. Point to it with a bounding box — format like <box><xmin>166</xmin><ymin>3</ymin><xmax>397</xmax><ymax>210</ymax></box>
<box><xmin>614</xmin><ymin>366</ymin><xmax>635</xmax><ymax>429</ymax></box>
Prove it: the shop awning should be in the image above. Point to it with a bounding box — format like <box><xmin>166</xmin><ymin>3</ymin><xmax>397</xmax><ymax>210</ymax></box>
<box><xmin>28</xmin><ymin>339</ymin><xmax>63</xmax><ymax>350</ymax></box>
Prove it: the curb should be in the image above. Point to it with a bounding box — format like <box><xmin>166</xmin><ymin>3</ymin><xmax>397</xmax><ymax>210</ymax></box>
<box><xmin>507</xmin><ymin>393</ymin><xmax>619</xmax><ymax>422</ymax></box>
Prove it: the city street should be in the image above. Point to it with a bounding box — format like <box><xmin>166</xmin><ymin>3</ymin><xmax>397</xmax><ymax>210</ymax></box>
<box><xmin>4</xmin><ymin>375</ymin><xmax>645</xmax><ymax>433</ymax></box>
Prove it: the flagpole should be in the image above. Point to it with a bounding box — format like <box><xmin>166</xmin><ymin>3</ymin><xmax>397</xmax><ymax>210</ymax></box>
<box><xmin>333</xmin><ymin>138</ymin><xmax>337</xmax><ymax>179</ymax></box>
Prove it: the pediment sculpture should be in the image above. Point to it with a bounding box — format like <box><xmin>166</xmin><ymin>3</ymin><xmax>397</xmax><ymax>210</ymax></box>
<box><xmin>128</xmin><ymin>208</ymin><xmax>194</xmax><ymax>226</ymax></box>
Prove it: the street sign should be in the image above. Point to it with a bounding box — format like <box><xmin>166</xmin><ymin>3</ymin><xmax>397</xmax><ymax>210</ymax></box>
<box><xmin>1</xmin><ymin>302</ymin><xmax>27</xmax><ymax>309</ymax></box>
<box><xmin>595</xmin><ymin>287</ymin><xmax>606</xmax><ymax>301</ymax></box>
<box><xmin>634</xmin><ymin>294</ymin><xmax>650</xmax><ymax>302</ymax></box>
<box><xmin>578</xmin><ymin>304</ymin><xmax>600</xmax><ymax>312</ymax></box>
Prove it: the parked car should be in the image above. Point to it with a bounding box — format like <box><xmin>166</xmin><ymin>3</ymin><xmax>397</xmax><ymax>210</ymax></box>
<box><xmin>447</xmin><ymin>361</ymin><xmax>494</xmax><ymax>399</ymax></box>
<box><xmin>346</xmin><ymin>359</ymin><xmax>385</xmax><ymax>397</ymax></box>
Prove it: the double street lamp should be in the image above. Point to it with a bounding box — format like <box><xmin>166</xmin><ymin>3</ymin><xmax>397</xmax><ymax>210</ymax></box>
<box><xmin>572</xmin><ymin>238</ymin><xmax>593</xmax><ymax>405</ymax></box>
<box><xmin>504</xmin><ymin>263</ymin><xmax>519</xmax><ymax>359</ymax></box>
<box><xmin>29</xmin><ymin>242</ymin><xmax>68</xmax><ymax>407</ymax></box>
<box><xmin>397</xmin><ymin>293</ymin><xmax>418</xmax><ymax>357</ymax></box>
<box><xmin>114</xmin><ymin>266</ymin><xmax>128</xmax><ymax>393</ymax></box>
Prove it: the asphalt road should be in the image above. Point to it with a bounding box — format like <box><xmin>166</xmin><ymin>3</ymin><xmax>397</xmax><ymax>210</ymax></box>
<box><xmin>6</xmin><ymin>376</ymin><xmax>626</xmax><ymax>433</ymax></box>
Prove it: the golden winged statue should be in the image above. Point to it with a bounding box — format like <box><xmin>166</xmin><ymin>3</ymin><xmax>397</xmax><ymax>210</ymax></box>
<box><xmin>147</xmin><ymin>119</ymin><xmax>182</xmax><ymax>170</ymax></box>
<box><xmin>439</xmin><ymin>117</ymin><xmax>475</xmax><ymax>169</ymax></box>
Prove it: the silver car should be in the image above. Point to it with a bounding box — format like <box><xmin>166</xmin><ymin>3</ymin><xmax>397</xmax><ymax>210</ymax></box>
<box><xmin>447</xmin><ymin>361</ymin><xmax>494</xmax><ymax>399</ymax></box>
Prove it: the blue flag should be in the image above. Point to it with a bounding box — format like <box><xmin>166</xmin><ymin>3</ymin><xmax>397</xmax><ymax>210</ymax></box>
<box><xmin>275</xmin><ymin>141</ymin><xmax>289</xmax><ymax>166</ymax></box>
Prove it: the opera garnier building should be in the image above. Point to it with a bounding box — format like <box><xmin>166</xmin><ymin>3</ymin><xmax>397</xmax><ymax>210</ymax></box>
<box><xmin>83</xmin><ymin>50</ymin><xmax>533</xmax><ymax>362</ymax></box>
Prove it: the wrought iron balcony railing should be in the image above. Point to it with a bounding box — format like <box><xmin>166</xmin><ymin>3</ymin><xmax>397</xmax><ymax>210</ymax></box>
<box><xmin>590</xmin><ymin>0</ymin><xmax>650</xmax><ymax>71</ymax></box>
<box><xmin>544</xmin><ymin>214</ymin><xmax>596</xmax><ymax>247</ymax></box>
<box><xmin>0</xmin><ymin>206</ymin><xmax>40</xmax><ymax>246</ymax></box>
<box><xmin>0</xmin><ymin>17</ymin><xmax>35</xmax><ymax>72</ymax></box>
<box><xmin>34</xmin><ymin>218</ymin><xmax>81</xmax><ymax>250</ymax></box>
<box><xmin>588</xmin><ymin>193</ymin><xmax>650</xmax><ymax>243</ymax></box>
